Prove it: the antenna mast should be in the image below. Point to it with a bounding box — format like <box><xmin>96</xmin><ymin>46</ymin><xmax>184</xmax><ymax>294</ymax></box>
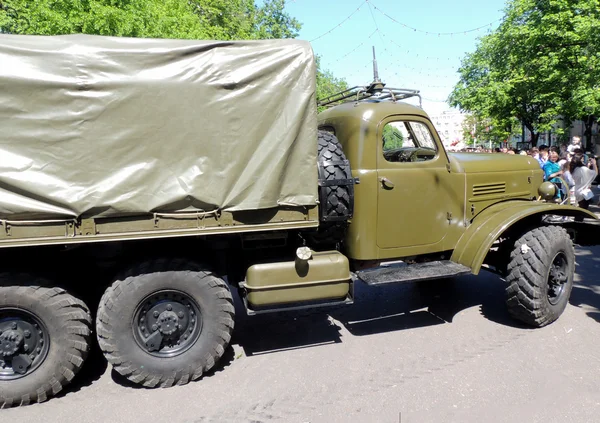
<box><xmin>367</xmin><ymin>46</ymin><xmax>385</xmax><ymax>94</ymax></box>
<box><xmin>372</xmin><ymin>46</ymin><xmax>380</xmax><ymax>82</ymax></box>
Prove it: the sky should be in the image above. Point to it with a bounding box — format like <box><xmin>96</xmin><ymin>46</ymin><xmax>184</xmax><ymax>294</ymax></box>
<box><xmin>285</xmin><ymin>0</ymin><xmax>508</xmax><ymax>115</ymax></box>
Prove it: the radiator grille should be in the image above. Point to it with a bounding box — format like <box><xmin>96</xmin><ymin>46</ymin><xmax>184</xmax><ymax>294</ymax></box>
<box><xmin>472</xmin><ymin>182</ymin><xmax>506</xmax><ymax>196</ymax></box>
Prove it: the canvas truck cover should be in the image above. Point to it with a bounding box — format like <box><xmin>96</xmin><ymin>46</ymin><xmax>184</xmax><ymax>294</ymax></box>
<box><xmin>0</xmin><ymin>34</ymin><xmax>318</xmax><ymax>220</ymax></box>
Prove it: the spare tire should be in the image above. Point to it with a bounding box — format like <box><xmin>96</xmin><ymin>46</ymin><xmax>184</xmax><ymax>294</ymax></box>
<box><xmin>307</xmin><ymin>130</ymin><xmax>354</xmax><ymax>246</ymax></box>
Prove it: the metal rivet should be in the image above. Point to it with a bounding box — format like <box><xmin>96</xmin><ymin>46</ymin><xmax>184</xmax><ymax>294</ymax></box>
<box><xmin>166</xmin><ymin>304</ymin><xmax>172</xmax><ymax>311</ymax></box>
<box><xmin>183</xmin><ymin>334</ymin><xmax>188</xmax><ymax>340</ymax></box>
<box><xmin>39</xmin><ymin>339</ymin><xmax>43</xmax><ymax>345</ymax></box>
<box><xmin>178</xmin><ymin>312</ymin><xmax>184</xmax><ymax>318</ymax></box>
<box><xmin>23</xmin><ymin>344</ymin><xmax>29</xmax><ymax>351</ymax></box>
<box><xmin>11</xmin><ymin>322</ymin><xmax>17</xmax><ymax>330</ymax></box>
<box><xmin>191</xmin><ymin>319</ymin><xmax>195</xmax><ymax>324</ymax></box>
<box><xmin>178</xmin><ymin>325</ymin><xmax>182</xmax><ymax>330</ymax></box>
<box><xmin>153</xmin><ymin>311</ymin><xmax>159</xmax><ymax>318</ymax></box>
<box><xmin>37</xmin><ymin>347</ymin><xmax>41</xmax><ymax>353</ymax></box>
<box><xmin>151</xmin><ymin>324</ymin><xmax>158</xmax><ymax>331</ymax></box>
<box><xmin>24</xmin><ymin>330</ymin><xmax>31</xmax><ymax>338</ymax></box>
<box><xmin>141</xmin><ymin>327</ymin><xmax>145</xmax><ymax>331</ymax></box>
<box><xmin>189</xmin><ymin>327</ymin><xmax>193</xmax><ymax>333</ymax></box>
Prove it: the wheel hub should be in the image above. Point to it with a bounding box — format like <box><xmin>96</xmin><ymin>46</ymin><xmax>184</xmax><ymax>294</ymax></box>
<box><xmin>157</xmin><ymin>311</ymin><xmax>179</xmax><ymax>336</ymax></box>
<box><xmin>0</xmin><ymin>330</ymin><xmax>24</xmax><ymax>357</ymax></box>
<box><xmin>0</xmin><ymin>311</ymin><xmax>49</xmax><ymax>380</ymax></box>
<box><xmin>133</xmin><ymin>291</ymin><xmax>202</xmax><ymax>358</ymax></box>
<box><xmin>547</xmin><ymin>252</ymin><xmax>569</xmax><ymax>305</ymax></box>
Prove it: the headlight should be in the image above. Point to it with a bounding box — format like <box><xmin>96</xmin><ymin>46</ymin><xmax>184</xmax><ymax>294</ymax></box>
<box><xmin>538</xmin><ymin>181</ymin><xmax>556</xmax><ymax>201</ymax></box>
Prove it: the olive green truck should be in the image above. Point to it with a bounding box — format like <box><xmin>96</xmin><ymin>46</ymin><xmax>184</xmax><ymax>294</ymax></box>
<box><xmin>0</xmin><ymin>35</ymin><xmax>597</xmax><ymax>407</ymax></box>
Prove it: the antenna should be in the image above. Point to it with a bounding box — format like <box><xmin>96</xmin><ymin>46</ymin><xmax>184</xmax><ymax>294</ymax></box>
<box><xmin>366</xmin><ymin>46</ymin><xmax>385</xmax><ymax>94</ymax></box>
<box><xmin>372</xmin><ymin>46</ymin><xmax>380</xmax><ymax>82</ymax></box>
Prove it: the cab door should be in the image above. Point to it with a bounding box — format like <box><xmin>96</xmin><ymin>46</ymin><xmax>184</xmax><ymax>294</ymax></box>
<box><xmin>376</xmin><ymin>116</ymin><xmax>453</xmax><ymax>252</ymax></box>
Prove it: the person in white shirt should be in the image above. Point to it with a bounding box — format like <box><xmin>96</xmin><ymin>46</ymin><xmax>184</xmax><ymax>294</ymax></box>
<box><xmin>567</xmin><ymin>136</ymin><xmax>582</xmax><ymax>154</ymax></box>
<box><xmin>569</xmin><ymin>152</ymin><xmax>598</xmax><ymax>220</ymax></box>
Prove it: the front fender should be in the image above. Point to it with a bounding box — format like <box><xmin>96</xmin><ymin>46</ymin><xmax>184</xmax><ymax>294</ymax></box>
<box><xmin>450</xmin><ymin>200</ymin><xmax>598</xmax><ymax>275</ymax></box>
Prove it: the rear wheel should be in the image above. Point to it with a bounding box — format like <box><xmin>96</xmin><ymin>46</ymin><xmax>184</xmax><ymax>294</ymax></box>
<box><xmin>505</xmin><ymin>226</ymin><xmax>575</xmax><ymax>327</ymax></box>
<box><xmin>0</xmin><ymin>278</ymin><xmax>92</xmax><ymax>408</ymax></box>
<box><xmin>96</xmin><ymin>259</ymin><xmax>234</xmax><ymax>387</ymax></box>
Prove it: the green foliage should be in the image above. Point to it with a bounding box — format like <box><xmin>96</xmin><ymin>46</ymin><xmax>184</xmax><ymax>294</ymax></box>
<box><xmin>449</xmin><ymin>0</ymin><xmax>600</xmax><ymax>146</ymax></box>
<box><xmin>461</xmin><ymin>114</ymin><xmax>519</xmax><ymax>146</ymax></box>
<box><xmin>253</xmin><ymin>0</ymin><xmax>300</xmax><ymax>39</ymax></box>
<box><xmin>0</xmin><ymin>0</ymin><xmax>300</xmax><ymax>40</ymax></box>
<box><xmin>315</xmin><ymin>56</ymin><xmax>349</xmax><ymax>113</ymax></box>
<box><xmin>0</xmin><ymin>0</ymin><xmax>345</xmax><ymax>114</ymax></box>
<box><xmin>382</xmin><ymin>124</ymin><xmax>403</xmax><ymax>149</ymax></box>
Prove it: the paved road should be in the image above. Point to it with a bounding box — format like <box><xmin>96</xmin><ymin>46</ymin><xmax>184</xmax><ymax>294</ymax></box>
<box><xmin>4</xmin><ymin>244</ymin><xmax>600</xmax><ymax>423</ymax></box>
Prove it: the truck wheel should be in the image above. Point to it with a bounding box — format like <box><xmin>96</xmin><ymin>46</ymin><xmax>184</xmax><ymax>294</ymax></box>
<box><xmin>96</xmin><ymin>259</ymin><xmax>234</xmax><ymax>388</ymax></box>
<box><xmin>0</xmin><ymin>279</ymin><xmax>92</xmax><ymax>407</ymax></box>
<box><xmin>505</xmin><ymin>226</ymin><xmax>575</xmax><ymax>327</ymax></box>
<box><xmin>307</xmin><ymin>130</ymin><xmax>354</xmax><ymax>246</ymax></box>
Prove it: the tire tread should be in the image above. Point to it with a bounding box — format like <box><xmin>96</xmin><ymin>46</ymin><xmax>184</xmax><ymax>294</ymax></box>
<box><xmin>0</xmin><ymin>279</ymin><xmax>92</xmax><ymax>408</ymax></box>
<box><xmin>96</xmin><ymin>259</ymin><xmax>234</xmax><ymax>388</ymax></box>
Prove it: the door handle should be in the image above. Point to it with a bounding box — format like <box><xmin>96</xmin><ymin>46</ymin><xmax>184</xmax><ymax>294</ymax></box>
<box><xmin>379</xmin><ymin>177</ymin><xmax>395</xmax><ymax>189</ymax></box>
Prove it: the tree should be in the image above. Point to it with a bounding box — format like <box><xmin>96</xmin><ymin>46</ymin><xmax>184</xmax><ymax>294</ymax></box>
<box><xmin>0</xmin><ymin>0</ymin><xmax>345</xmax><ymax>113</ymax></box>
<box><xmin>315</xmin><ymin>56</ymin><xmax>349</xmax><ymax>112</ymax></box>
<box><xmin>0</xmin><ymin>0</ymin><xmax>300</xmax><ymax>40</ymax></box>
<box><xmin>252</xmin><ymin>0</ymin><xmax>300</xmax><ymax>39</ymax></box>
<box><xmin>461</xmin><ymin>114</ymin><xmax>519</xmax><ymax>147</ymax></box>
<box><xmin>382</xmin><ymin>124</ymin><xmax>404</xmax><ymax>149</ymax></box>
<box><xmin>449</xmin><ymin>0</ymin><xmax>600</xmax><ymax>147</ymax></box>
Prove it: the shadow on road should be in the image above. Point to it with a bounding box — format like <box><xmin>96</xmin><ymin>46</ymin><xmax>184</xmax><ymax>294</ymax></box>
<box><xmin>55</xmin><ymin>338</ymin><xmax>108</xmax><ymax>400</ymax></box>
<box><xmin>110</xmin><ymin>343</ymin><xmax>237</xmax><ymax>388</ymax></box>
<box><xmin>44</xmin><ymin>243</ymin><xmax>600</xmax><ymax>397</ymax></box>
<box><xmin>232</xmin><ymin>270</ymin><xmax>531</xmax><ymax>357</ymax></box>
<box><xmin>569</xmin><ymin>243</ymin><xmax>600</xmax><ymax>322</ymax></box>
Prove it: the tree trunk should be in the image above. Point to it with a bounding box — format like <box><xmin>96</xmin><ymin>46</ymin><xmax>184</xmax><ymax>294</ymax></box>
<box><xmin>583</xmin><ymin>115</ymin><xmax>596</xmax><ymax>150</ymax></box>
<box><xmin>531</xmin><ymin>132</ymin><xmax>540</xmax><ymax>147</ymax></box>
<box><xmin>523</xmin><ymin>122</ymin><xmax>539</xmax><ymax>147</ymax></box>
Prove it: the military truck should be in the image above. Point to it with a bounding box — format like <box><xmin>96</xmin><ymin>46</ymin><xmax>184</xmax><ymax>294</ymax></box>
<box><xmin>0</xmin><ymin>35</ymin><xmax>596</xmax><ymax>407</ymax></box>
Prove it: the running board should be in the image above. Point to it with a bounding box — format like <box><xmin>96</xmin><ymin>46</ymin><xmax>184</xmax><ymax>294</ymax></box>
<box><xmin>357</xmin><ymin>260</ymin><xmax>471</xmax><ymax>286</ymax></box>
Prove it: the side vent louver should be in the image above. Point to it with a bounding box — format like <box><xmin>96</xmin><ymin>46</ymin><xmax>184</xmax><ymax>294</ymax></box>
<box><xmin>472</xmin><ymin>182</ymin><xmax>506</xmax><ymax>196</ymax></box>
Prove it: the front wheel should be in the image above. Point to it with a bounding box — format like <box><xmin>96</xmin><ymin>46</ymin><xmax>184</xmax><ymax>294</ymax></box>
<box><xmin>96</xmin><ymin>259</ymin><xmax>235</xmax><ymax>387</ymax></box>
<box><xmin>505</xmin><ymin>226</ymin><xmax>575</xmax><ymax>327</ymax></box>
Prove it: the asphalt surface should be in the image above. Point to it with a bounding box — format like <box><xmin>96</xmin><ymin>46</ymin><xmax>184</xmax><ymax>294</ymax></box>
<box><xmin>4</xmin><ymin>201</ymin><xmax>600</xmax><ymax>423</ymax></box>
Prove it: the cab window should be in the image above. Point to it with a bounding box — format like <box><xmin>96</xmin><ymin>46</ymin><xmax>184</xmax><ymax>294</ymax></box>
<box><xmin>382</xmin><ymin>121</ymin><xmax>437</xmax><ymax>163</ymax></box>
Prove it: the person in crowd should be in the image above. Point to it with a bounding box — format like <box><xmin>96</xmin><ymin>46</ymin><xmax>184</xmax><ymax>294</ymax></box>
<box><xmin>543</xmin><ymin>151</ymin><xmax>564</xmax><ymax>200</ymax></box>
<box><xmin>537</xmin><ymin>145</ymin><xmax>549</xmax><ymax>168</ymax></box>
<box><xmin>560</xmin><ymin>154</ymin><xmax>576</xmax><ymax>204</ymax></box>
<box><xmin>567</xmin><ymin>136</ymin><xmax>582</xmax><ymax>153</ymax></box>
<box><xmin>570</xmin><ymin>153</ymin><xmax>598</xmax><ymax>215</ymax></box>
<box><xmin>529</xmin><ymin>147</ymin><xmax>540</xmax><ymax>159</ymax></box>
<box><xmin>559</xmin><ymin>144</ymin><xmax>568</xmax><ymax>157</ymax></box>
<box><xmin>572</xmin><ymin>147</ymin><xmax>589</xmax><ymax>166</ymax></box>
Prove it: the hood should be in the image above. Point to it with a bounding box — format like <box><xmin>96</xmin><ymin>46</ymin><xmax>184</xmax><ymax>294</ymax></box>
<box><xmin>449</xmin><ymin>152</ymin><xmax>541</xmax><ymax>174</ymax></box>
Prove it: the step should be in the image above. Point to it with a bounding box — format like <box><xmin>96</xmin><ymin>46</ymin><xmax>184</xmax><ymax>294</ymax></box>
<box><xmin>356</xmin><ymin>260</ymin><xmax>471</xmax><ymax>286</ymax></box>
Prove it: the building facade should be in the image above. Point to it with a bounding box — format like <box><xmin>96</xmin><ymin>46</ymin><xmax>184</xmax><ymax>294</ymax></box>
<box><xmin>430</xmin><ymin>110</ymin><xmax>465</xmax><ymax>148</ymax></box>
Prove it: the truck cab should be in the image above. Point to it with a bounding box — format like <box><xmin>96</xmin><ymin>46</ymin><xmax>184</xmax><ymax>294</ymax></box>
<box><xmin>317</xmin><ymin>89</ymin><xmax>554</xmax><ymax>269</ymax></box>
